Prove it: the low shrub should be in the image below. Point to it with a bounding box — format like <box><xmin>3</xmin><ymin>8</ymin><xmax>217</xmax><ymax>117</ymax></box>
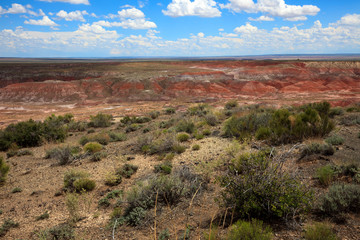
<box><xmin>329</xmin><ymin>107</ymin><xmax>344</xmax><ymax>118</ymax></box>
<box><xmin>164</xmin><ymin>107</ymin><xmax>176</xmax><ymax>114</ymax></box>
<box><xmin>64</xmin><ymin>169</ymin><xmax>95</xmax><ymax>193</ymax></box>
<box><xmin>98</xmin><ymin>190</ymin><xmax>122</xmax><ymax>207</ymax></box>
<box><xmin>90</xmin><ymin>151</ymin><xmax>107</xmax><ymax>162</ymax></box>
<box><xmin>154</xmin><ymin>161</ymin><xmax>172</xmax><ymax>174</ymax></box>
<box><xmin>192</xmin><ymin>144</ymin><xmax>200</xmax><ymax>151</ymax></box>
<box><xmin>218</xmin><ymin>151</ymin><xmax>312</xmax><ymax>220</ymax></box>
<box><xmin>172</xmin><ymin>144</ymin><xmax>186</xmax><ymax>154</ymax></box>
<box><xmin>67</xmin><ymin>121</ymin><xmax>87</xmax><ymax>132</ymax></box>
<box><xmin>304</xmin><ymin>222</ymin><xmax>337</xmax><ymax>240</ymax></box>
<box><xmin>325</xmin><ymin>135</ymin><xmax>344</xmax><ymax>146</ymax></box>
<box><xmin>0</xmin><ymin>157</ymin><xmax>10</xmax><ymax>186</ymax></box>
<box><xmin>255</xmin><ymin>127</ymin><xmax>271</xmax><ymax>140</ymax></box>
<box><xmin>0</xmin><ymin>219</ymin><xmax>19</xmax><ymax>237</ymax></box>
<box><xmin>11</xmin><ymin>187</ymin><xmax>22</xmax><ymax>193</ymax></box>
<box><xmin>225</xmin><ymin>100</ymin><xmax>238</xmax><ymax>109</ymax></box>
<box><xmin>84</xmin><ymin>142</ymin><xmax>103</xmax><ymax>154</ymax></box>
<box><xmin>158</xmin><ymin>228</ymin><xmax>170</xmax><ymax>240</ymax></box>
<box><xmin>176</xmin><ymin>120</ymin><xmax>195</xmax><ymax>134</ymax></box>
<box><xmin>316</xmin><ymin>165</ymin><xmax>335</xmax><ymax>186</ymax></box>
<box><xmin>117</xmin><ymin>164</ymin><xmax>138</xmax><ymax>178</ymax></box>
<box><xmin>104</xmin><ymin>171</ymin><xmax>122</xmax><ymax>186</ymax></box>
<box><xmin>159</xmin><ymin>119</ymin><xmax>176</xmax><ymax>129</ymax></box>
<box><xmin>227</xmin><ymin>219</ymin><xmax>272</xmax><ymax>240</ymax></box>
<box><xmin>300</xmin><ymin>143</ymin><xmax>334</xmax><ymax>159</ymax></box>
<box><xmin>187</xmin><ymin>104</ymin><xmax>209</xmax><ymax>116</ymax></box>
<box><xmin>149</xmin><ymin>111</ymin><xmax>160</xmax><ymax>119</ymax></box>
<box><xmin>45</xmin><ymin>224</ymin><xmax>74</xmax><ymax>240</ymax></box>
<box><xmin>318</xmin><ymin>183</ymin><xmax>360</xmax><ymax>216</ymax></box>
<box><xmin>205</xmin><ymin>114</ymin><xmax>218</xmax><ymax>126</ymax></box>
<box><xmin>339</xmin><ymin>114</ymin><xmax>360</xmax><ymax>126</ymax></box>
<box><xmin>88</xmin><ymin>113</ymin><xmax>113</xmax><ymax>128</ymax></box>
<box><xmin>108</xmin><ymin>132</ymin><xmax>126</xmax><ymax>142</ymax></box>
<box><xmin>36</xmin><ymin>211</ymin><xmax>50</xmax><ymax>221</ymax></box>
<box><xmin>195</xmin><ymin>133</ymin><xmax>204</xmax><ymax>140</ymax></box>
<box><xmin>80</xmin><ymin>132</ymin><xmax>110</xmax><ymax>146</ymax></box>
<box><xmin>45</xmin><ymin>146</ymin><xmax>80</xmax><ymax>165</ymax></box>
<box><xmin>202</xmin><ymin>129</ymin><xmax>211</xmax><ymax>136</ymax></box>
<box><xmin>177</xmin><ymin>133</ymin><xmax>190</xmax><ymax>142</ymax></box>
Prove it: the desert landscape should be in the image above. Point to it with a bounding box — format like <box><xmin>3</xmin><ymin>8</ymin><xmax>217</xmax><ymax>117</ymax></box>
<box><xmin>0</xmin><ymin>59</ymin><xmax>359</xmax><ymax>240</ymax></box>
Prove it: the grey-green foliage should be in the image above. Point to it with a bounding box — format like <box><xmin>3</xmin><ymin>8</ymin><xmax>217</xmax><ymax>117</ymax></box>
<box><xmin>304</xmin><ymin>222</ymin><xmax>338</xmax><ymax>240</ymax></box>
<box><xmin>0</xmin><ymin>157</ymin><xmax>10</xmax><ymax>186</ymax></box>
<box><xmin>325</xmin><ymin>134</ymin><xmax>344</xmax><ymax>146</ymax></box>
<box><xmin>319</xmin><ymin>183</ymin><xmax>360</xmax><ymax>216</ymax></box>
<box><xmin>227</xmin><ymin>219</ymin><xmax>272</xmax><ymax>240</ymax></box>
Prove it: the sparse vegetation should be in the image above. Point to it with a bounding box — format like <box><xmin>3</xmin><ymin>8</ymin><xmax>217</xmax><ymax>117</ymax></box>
<box><xmin>0</xmin><ymin>219</ymin><xmax>19</xmax><ymax>237</ymax></box>
<box><xmin>154</xmin><ymin>161</ymin><xmax>172</xmax><ymax>174</ymax></box>
<box><xmin>11</xmin><ymin>187</ymin><xmax>22</xmax><ymax>193</ymax></box>
<box><xmin>117</xmin><ymin>164</ymin><xmax>138</xmax><ymax>178</ymax></box>
<box><xmin>45</xmin><ymin>145</ymin><xmax>81</xmax><ymax>165</ymax></box>
<box><xmin>300</xmin><ymin>142</ymin><xmax>334</xmax><ymax>159</ymax></box>
<box><xmin>84</xmin><ymin>142</ymin><xmax>103</xmax><ymax>154</ymax></box>
<box><xmin>177</xmin><ymin>133</ymin><xmax>190</xmax><ymax>142</ymax></box>
<box><xmin>0</xmin><ymin>157</ymin><xmax>10</xmax><ymax>186</ymax></box>
<box><xmin>88</xmin><ymin>113</ymin><xmax>113</xmax><ymax>128</ymax></box>
<box><xmin>325</xmin><ymin>134</ymin><xmax>344</xmax><ymax>146</ymax></box>
<box><xmin>225</xmin><ymin>99</ymin><xmax>238</xmax><ymax>109</ymax></box>
<box><xmin>164</xmin><ymin>107</ymin><xmax>176</xmax><ymax>114</ymax></box>
<box><xmin>63</xmin><ymin>169</ymin><xmax>96</xmax><ymax>193</ymax></box>
<box><xmin>36</xmin><ymin>211</ymin><xmax>50</xmax><ymax>221</ymax></box>
<box><xmin>192</xmin><ymin>144</ymin><xmax>200</xmax><ymax>151</ymax></box>
<box><xmin>304</xmin><ymin>222</ymin><xmax>338</xmax><ymax>240</ymax></box>
<box><xmin>227</xmin><ymin>219</ymin><xmax>272</xmax><ymax>240</ymax></box>
<box><xmin>316</xmin><ymin>165</ymin><xmax>335</xmax><ymax>186</ymax></box>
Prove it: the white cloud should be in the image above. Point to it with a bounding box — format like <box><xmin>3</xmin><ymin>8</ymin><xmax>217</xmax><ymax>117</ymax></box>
<box><xmin>335</xmin><ymin>14</ymin><xmax>360</xmax><ymax>26</ymax></box>
<box><xmin>94</xmin><ymin>19</ymin><xmax>157</xmax><ymax>30</ymax></box>
<box><xmin>56</xmin><ymin>10</ymin><xmax>88</xmax><ymax>21</ymax></box>
<box><xmin>118</xmin><ymin>8</ymin><xmax>145</xmax><ymax>19</ymax></box>
<box><xmin>221</xmin><ymin>0</ymin><xmax>319</xmax><ymax>21</ymax></box>
<box><xmin>248</xmin><ymin>15</ymin><xmax>274</xmax><ymax>21</ymax></box>
<box><xmin>197</xmin><ymin>32</ymin><xmax>205</xmax><ymax>37</ymax></box>
<box><xmin>0</xmin><ymin>4</ymin><xmax>46</xmax><ymax>16</ymax></box>
<box><xmin>7</xmin><ymin>3</ymin><xmax>27</xmax><ymax>14</ymax></box>
<box><xmin>234</xmin><ymin>22</ymin><xmax>259</xmax><ymax>34</ymax></box>
<box><xmin>163</xmin><ymin>0</ymin><xmax>221</xmax><ymax>17</ymax></box>
<box><xmin>24</xmin><ymin>16</ymin><xmax>59</xmax><ymax>26</ymax></box>
<box><xmin>38</xmin><ymin>0</ymin><xmax>90</xmax><ymax>5</ymax></box>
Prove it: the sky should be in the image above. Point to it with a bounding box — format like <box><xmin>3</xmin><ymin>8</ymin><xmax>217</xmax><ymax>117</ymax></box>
<box><xmin>0</xmin><ymin>0</ymin><xmax>359</xmax><ymax>57</ymax></box>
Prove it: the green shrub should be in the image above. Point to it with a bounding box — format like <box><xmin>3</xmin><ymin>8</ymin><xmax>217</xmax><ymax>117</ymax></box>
<box><xmin>90</xmin><ymin>151</ymin><xmax>107</xmax><ymax>162</ymax></box>
<box><xmin>329</xmin><ymin>107</ymin><xmax>344</xmax><ymax>118</ymax></box>
<box><xmin>195</xmin><ymin>133</ymin><xmax>204</xmax><ymax>140</ymax></box>
<box><xmin>225</xmin><ymin>100</ymin><xmax>238</xmax><ymax>109</ymax></box>
<box><xmin>177</xmin><ymin>133</ymin><xmax>190</xmax><ymax>142</ymax></box>
<box><xmin>318</xmin><ymin>183</ymin><xmax>360</xmax><ymax>215</ymax></box>
<box><xmin>158</xmin><ymin>228</ymin><xmax>170</xmax><ymax>240</ymax></box>
<box><xmin>0</xmin><ymin>157</ymin><xmax>10</xmax><ymax>186</ymax></box>
<box><xmin>300</xmin><ymin>143</ymin><xmax>334</xmax><ymax>159</ymax></box>
<box><xmin>218</xmin><ymin>151</ymin><xmax>312</xmax><ymax>220</ymax></box>
<box><xmin>188</xmin><ymin>104</ymin><xmax>209</xmax><ymax>116</ymax></box>
<box><xmin>164</xmin><ymin>107</ymin><xmax>176</xmax><ymax>114</ymax></box>
<box><xmin>339</xmin><ymin>114</ymin><xmax>360</xmax><ymax>126</ymax></box>
<box><xmin>46</xmin><ymin>224</ymin><xmax>74</xmax><ymax>240</ymax></box>
<box><xmin>117</xmin><ymin>164</ymin><xmax>138</xmax><ymax>178</ymax></box>
<box><xmin>172</xmin><ymin>144</ymin><xmax>186</xmax><ymax>154</ymax></box>
<box><xmin>104</xmin><ymin>171</ymin><xmax>122</xmax><ymax>186</ymax></box>
<box><xmin>192</xmin><ymin>144</ymin><xmax>200</xmax><ymax>151</ymax></box>
<box><xmin>88</xmin><ymin>113</ymin><xmax>113</xmax><ymax>128</ymax></box>
<box><xmin>255</xmin><ymin>127</ymin><xmax>271</xmax><ymax>140</ymax></box>
<box><xmin>202</xmin><ymin>129</ymin><xmax>211</xmax><ymax>136</ymax></box>
<box><xmin>316</xmin><ymin>165</ymin><xmax>335</xmax><ymax>186</ymax></box>
<box><xmin>80</xmin><ymin>132</ymin><xmax>110</xmax><ymax>146</ymax></box>
<box><xmin>0</xmin><ymin>219</ymin><xmax>19</xmax><ymax>237</ymax></box>
<box><xmin>84</xmin><ymin>142</ymin><xmax>103</xmax><ymax>154</ymax></box>
<box><xmin>325</xmin><ymin>135</ymin><xmax>344</xmax><ymax>146</ymax></box>
<box><xmin>205</xmin><ymin>114</ymin><xmax>218</xmax><ymax>126</ymax></box>
<box><xmin>154</xmin><ymin>161</ymin><xmax>172</xmax><ymax>174</ymax></box>
<box><xmin>227</xmin><ymin>219</ymin><xmax>272</xmax><ymax>240</ymax></box>
<box><xmin>42</xmin><ymin>115</ymin><xmax>68</xmax><ymax>142</ymax></box>
<box><xmin>36</xmin><ymin>211</ymin><xmax>50</xmax><ymax>221</ymax></box>
<box><xmin>73</xmin><ymin>178</ymin><xmax>96</xmax><ymax>192</ymax></box>
<box><xmin>64</xmin><ymin>169</ymin><xmax>95</xmax><ymax>193</ymax></box>
<box><xmin>98</xmin><ymin>190</ymin><xmax>123</xmax><ymax>208</ymax></box>
<box><xmin>176</xmin><ymin>120</ymin><xmax>195</xmax><ymax>134</ymax></box>
<box><xmin>149</xmin><ymin>111</ymin><xmax>160</xmax><ymax>119</ymax></box>
<box><xmin>11</xmin><ymin>187</ymin><xmax>22</xmax><ymax>193</ymax></box>
<box><xmin>159</xmin><ymin>119</ymin><xmax>176</xmax><ymax>129</ymax></box>
<box><xmin>304</xmin><ymin>222</ymin><xmax>338</xmax><ymax>240</ymax></box>
<box><xmin>125</xmin><ymin>123</ymin><xmax>143</xmax><ymax>133</ymax></box>
<box><xmin>67</xmin><ymin>121</ymin><xmax>87</xmax><ymax>132</ymax></box>
<box><xmin>45</xmin><ymin>146</ymin><xmax>80</xmax><ymax>165</ymax></box>
<box><xmin>108</xmin><ymin>132</ymin><xmax>126</xmax><ymax>142</ymax></box>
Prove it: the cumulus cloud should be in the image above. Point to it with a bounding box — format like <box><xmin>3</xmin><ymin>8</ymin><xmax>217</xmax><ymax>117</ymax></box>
<box><xmin>335</xmin><ymin>14</ymin><xmax>360</xmax><ymax>26</ymax></box>
<box><xmin>56</xmin><ymin>10</ymin><xmax>88</xmax><ymax>21</ymax></box>
<box><xmin>0</xmin><ymin>3</ymin><xmax>46</xmax><ymax>16</ymax></box>
<box><xmin>7</xmin><ymin>3</ymin><xmax>27</xmax><ymax>14</ymax></box>
<box><xmin>248</xmin><ymin>15</ymin><xmax>274</xmax><ymax>21</ymax></box>
<box><xmin>163</xmin><ymin>0</ymin><xmax>221</xmax><ymax>17</ymax></box>
<box><xmin>220</xmin><ymin>0</ymin><xmax>320</xmax><ymax>21</ymax></box>
<box><xmin>118</xmin><ymin>8</ymin><xmax>145</xmax><ymax>19</ymax></box>
<box><xmin>24</xmin><ymin>16</ymin><xmax>59</xmax><ymax>26</ymax></box>
<box><xmin>234</xmin><ymin>23</ymin><xmax>259</xmax><ymax>34</ymax></box>
<box><xmin>38</xmin><ymin>0</ymin><xmax>90</xmax><ymax>5</ymax></box>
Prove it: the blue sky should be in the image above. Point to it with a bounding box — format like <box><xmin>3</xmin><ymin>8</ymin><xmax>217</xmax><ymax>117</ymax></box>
<box><xmin>0</xmin><ymin>0</ymin><xmax>359</xmax><ymax>57</ymax></box>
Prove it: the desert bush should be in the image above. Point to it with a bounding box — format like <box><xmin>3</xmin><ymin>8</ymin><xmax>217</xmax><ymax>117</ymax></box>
<box><xmin>304</xmin><ymin>222</ymin><xmax>338</xmax><ymax>240</ymax></box>
<box><xmin>98</xmin><ymin>190</ymin><xmax>123</xmax><ymax>207</ymax></box>
<box><xmin>45</xmin><ymin>146</ymin><xmax>80</xmax><ymax>165</ymax></box>
<box><xmin>158</xmin><ymin>228</ymin><xmax>170</xmax><ymax>240</ymax></box>
<box><xmin>117</xmin><ymin>164</ymin><xmax>138</xmax><ymax>178</ymax></box>
<box><xmin>218</xmin><ymin>151</ymin><xmax>312</xmax><ymax>220</ymax></box>
<box><xmin>325</xmin><ymin>135</ymin><xmax>344</xmax><ymax>146</ymax></box>
<box><xmin>176</xmin><ymin>120</ymin><xmax>195</xmax><ymax>134</ymax></box>
<box><xmin>125</xmin><ymin>123</ymin><xmax>143</xmax><ymax>133</ymax></box>
<box><xmin>225</xmin><ymin>100</ymin><xmax>238</xmax><ymax>109</ymax></box>
<box><xmin>88</xmin><ymin>113</ymin><xmax>113</xmax><ymax>128</ymax></box>
<box><xmin>164</xmin><ymin>107</ymin><xmax>176</xmax><ymax>114</ymax></box>
<box><xmin>195</xmin><ymin>133</ymin><xmax>204</xmax><ymax>140</ymax></box>
<box><xmin>205</xmin><ymin>114</ymin><xmax>218</xmax><ymax>126</ymax></box>
<box><xmin>329</xmin><ymin>107</ymin><xmax>344</xmax><ymax>118</ymax></box>
<box><xmin>154</xmin><ymin>161</ymin><xmax>172</xmax><ymax>174</ymax></box>
<box><xmin>0</xmin><ymin>219</ymin><xmax>19</xmax><ymax>237</ymax></box>
<box><xmin>203</xmin><ymin>129</ymin><xmax>211</xmax><ymax>136</ymax></box>
<box><xmin>80</xmin><ymin>132</ymin><xmax>110</xmax><ymax>146</ymax></box>
<box><xmin>104</xmin><ymin>171</ymin><xmax>122</xmax><ymax>186</ymax></box>
<box><xmin>90</xmin><ymin>151</ymin><xmax>107</xmax><ymax>162</ymax></box>
<box><xmin>108</xmin><ymin>132</ymin><xmax>126</xmax><ymax>142</ymax></box>
<box><xmin>177</xmin><ymin>133</ymin><xmax>190</xmax><ymax>142</ymax></box>
<box><xmin>334</xmin><ymin>164</ymin><xmax>360</xmax><ymax>183</ymax></box>
<box><xmin>84</xmin><ymin>142</ymin><xmax>103</xmax><ymax>154</ymax></box>
<box><xmin>42</xmin><ymin>114</ymin><xmax>68</xmax><ymax>142</ymax></box>
<box><xmin>147</xmin><ymin>133</ymin><xmax>176</xmax><ymax>155</ymax></box>
<box><xmin>0</xmin><ymin>157</ymin><xmax>10</xmax><ymax>186</ymax></box>
<box><xmin>67</xmin><ymin>121</ymin><xmax>87</xmax><ymax>132</ymax></box>
<box><xmin>159</xmin><ymin>119</ymin><xmax>176</xmax><ymax>129</ymax></box>
<box><xmin>172</xmin><ymin>144</ymin><xmax>186</xmax><ymax>154</ymax></box>
<box><xmin>64</xmin><ymin>169</ymin><xmax>95</xmax><ymax>193</ymax></box>
<box><xmin>300</xmin><ymin>143</ymin><xmax>334</xmax><ymax>159</ymax></box>
<box><xmin>255</xmin><ymin>127</ymin><xmax>271</xmax><ymax>140</ymax></box>
<box><xmin>36</xmin><ymin>211</ymin><xmax>50</xmax><ymax>221</ymax></box>
<box><xmin>339</xmin><ymin>114</ymin><xmax>360</xmax><ymax>126</ymax></box>
<box><xmin>11</xmin><ymin>187</ymin><xmax>22</xmax><ymax>193</ymax></box>
<box><xmin>192</xmin><ymin>144</ymin><xmax>200</xmax><ymax>151</ymax></box>
<box><xmin>187</xmin><ymin>104</ymin><xmax>209</xmax><ymax>116</ymax></box>
<box><xmin>45</xmin><ymin>224</ymin><xmax>74</xmax><ymax>240</ymax></box>
<box><xmin>7</xmin><ymin>149</ymin><xmax>33</xmax><ymax>158</ymax></box>
<box><xmin>149</xmin><ymin>111</ymin><xmax>160</xmax><ymax>119</ymax></box>
<box><xmin>227</xmin><ymin>219</ymin><xmax>272</xmax><ymax>240</ymax></box>
<box><xmin>316</xmin><ymin>165</ymin><xmax>335</xmax><ymax>186</ymax></box>
<box><xmin>318</xmin><ymin>183</ymin><xmax>360</xmax><ymax>216</ymax></box>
